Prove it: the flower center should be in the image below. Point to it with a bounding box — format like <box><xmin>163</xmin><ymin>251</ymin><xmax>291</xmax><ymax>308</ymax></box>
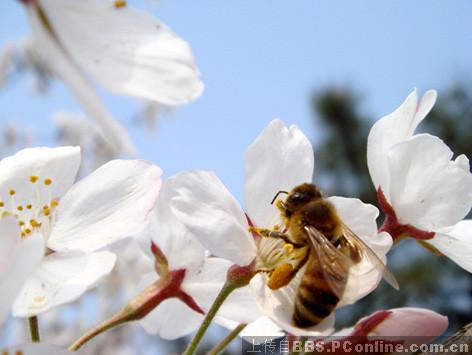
<box><xmin>252</xmin><ymin>225</ymin><xmax>309</xmax><ymax>276</ymax></box>
<box><xmin>0</xmin><ymin>175</ymin><xmax>59</xmax><ymax>238</ymax></box>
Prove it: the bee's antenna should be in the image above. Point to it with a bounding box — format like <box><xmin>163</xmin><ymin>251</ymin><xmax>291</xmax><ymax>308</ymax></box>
<box><xmin>271</xmin><ymin>190</ymin><xmax>288</xmax><ymax>205</ymax></box>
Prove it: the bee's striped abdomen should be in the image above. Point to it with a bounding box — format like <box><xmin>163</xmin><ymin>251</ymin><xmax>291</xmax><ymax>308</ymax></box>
<box><xmin>292</xmin><ymin>256</ymin><xmax>346</xmax><ymax>328</ymax></box>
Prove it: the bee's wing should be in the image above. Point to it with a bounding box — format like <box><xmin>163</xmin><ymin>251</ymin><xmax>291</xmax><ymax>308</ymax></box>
<box><xmin>340</xmin><ymin>222</ymin><xmax>399</xmax><ymax>290</ymax></box>
<box><xmin>305</xmin><ymin>226</ymin><xmax>354</xmax><ymax>300</ymax></box>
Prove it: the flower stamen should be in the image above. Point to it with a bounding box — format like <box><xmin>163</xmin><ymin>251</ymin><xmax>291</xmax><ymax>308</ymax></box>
<box><xmin>2</xmin><ymin>175</ymin><xmax>59</xmax><ymax>238</ymax></box>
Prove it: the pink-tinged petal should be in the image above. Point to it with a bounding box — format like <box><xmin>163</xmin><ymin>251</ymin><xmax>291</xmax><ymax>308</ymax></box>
<box><xmin>367</xmin><ymin>90</ymin><xmax>437</xmax><ymax>196</ymax></box>
<box><xmin>370</xmin><ymin>308</ymin><xmax>448</xmax><ymax>337</ymax></box>
<box><xmin>25</xmin><ymin>5</ymin><xmax>136</xmax><ymax>155</ymax></box>
<box><xmin>331</xmin><ymin>308</ymin><xmax>447</xmax><ymax>355</ymax></box>
<box><xmin>387</xmin><ymin>134</ymin><xmax>472</xmax><ymax>231</ymax></box>
<box><xmin>170</xmin><ymin>170</ymin><xmax>257</xmax><ymax>266</ymax></box>
<box><xmin>39</xmin><ymin>0</ymin><xmax>203</xmax><ymax>105</ymax></box>
<box><xmin>244</xmin><ymin>119</ymin><xmax>314</xmax><ymax>228</ymax></box>
<box><xmin>137</xmin><ymin>272</ymin><xmax>203</xmax><ymax>339</ymax></box>
<box><xmin>48</xmin><ymin>160</ymin><xmax>162</xmax><ymax>252</ymax></box>
<box><xmin>0</xmin><ymin>147</ymin><xmax>80</xmax><ymax>213</ymax></box>
<box><xmin>0</xmin><ymin>218</ymin><xmax>44</xmax><ymax>326</ymax></box>
<box><xmin>12</xmin><ymin>250</ymin><xmax>115</xmax><ymax>317</ymax></box>
<box><xmin>427</xmin><ymin>220</ymin><xmax>472</xmax><ymax>273</ymax></box>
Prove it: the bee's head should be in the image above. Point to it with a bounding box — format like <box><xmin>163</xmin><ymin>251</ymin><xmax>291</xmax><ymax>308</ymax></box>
<box><xmin>285</xmin><ymin>183</ymin><xmax>322</xmax><ymax>210</ymax></box>
<box><xmin>271</xmin><ymin>183</ymin><xmax>322</xmax><ymax>218</ymax></box>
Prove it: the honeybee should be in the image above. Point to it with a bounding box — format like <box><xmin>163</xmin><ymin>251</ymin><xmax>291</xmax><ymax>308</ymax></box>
<box><xmin>251</xmin><ymin>183</ymin><xmax>398</xmax><ymax>328</ymax></box>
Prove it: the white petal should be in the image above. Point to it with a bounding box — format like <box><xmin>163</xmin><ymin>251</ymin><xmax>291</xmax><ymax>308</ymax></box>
<box><xmin>48</xmin><ymin>159</ymin><xmax>162</xmax><ymax>252</ymax></box>
<box><xmin>137</xmin><ymin>272</ymin><xmax>203</xmax><ymax>339</ymax></box>
<box><xmin>39</xmin><ymin>0</ymin><xmax>203</xmax><ymax>105</ymax></box>
<box><xmin>250</xmin><ymin>273</ymin><xmax>335</xmax><ymax>336</ymax></box>
<box><xmin>0</xmin><ymin>147</ymin><xmax>80</xmax><ymax>214</ymax></box>
<box><xmin>328</xmin><ymin>196</ymin><xmax>380</xmax><ymax>237</ymax></box>
<box><xmin>427</xmin><ymin>220</ymin><xmax>472</xmax><ymax>273</ymax></box>
<box><xmin>151</xmin><ymin>177</ymin><xmax>206</xmax><ymax>274</ymax></box>
<box><xmin>216</xmin><ymin>316</ymin><xmax>284</xmax><ymax>341</ymax></box>
<box><xmin>0</xmin><ymin>218</ymin><xmax>44</xmax><ymax>326</ymax></box>
<box><xmin>388</xmin><ymin>134</ymin><xmax>472</xmax><ymax>230</ymax></box>
<box><xmin>182</xmin><ymin>257</ymin><xmax>230</xmax><ymax>310</ymax></box>
<box><xmin>328</xmin><ymin>197</ymin><xmax>393</xmax><ymax>305</ymax></box>
<box><xmin>367</xmin><ymin>89</ymin><xmax>436</xmax><ymax>196</ymax></box>
<box><xmin>25</xmin><ymin>5</ymin><xmax>136</xmax><ymax>155</ymax></box>
<box><xmin>139</xmin><ymin>207</ymin><xmax>206</xmax><ymax>275</ymax></box>
<box><xmin>12</xmin><ymin>250</ymin><xmax>115</xmax><ymax>317</ymax></box>
<box><xmin>218</xmin><ymin>285</ymin><xmax>264</xmax><ymax>324</ymax></box>
<box><xmin>170</xmin><ymin>171</ymin><xmax>257</xmax><ymax>266</ymax></box>
<box><xmin>182</xmin><ymin>257</ymin><xmax>262</xmax><ymax>324</ymax></box>
<box><xmin>244</xmin><ymin>119</ymin><xmax>314</xmax><ymax>227</ymax></box>
<box><xmin>140</xmin><ymin>297</ymin><xmax>203</xmax><ymax>339</ymax></box>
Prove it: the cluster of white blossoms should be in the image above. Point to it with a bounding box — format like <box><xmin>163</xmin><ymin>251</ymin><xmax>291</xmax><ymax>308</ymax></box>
<box><xmin>0</xmin><ymin>0</ymin><xmax>470</xmax><ymax>353</ymax></box>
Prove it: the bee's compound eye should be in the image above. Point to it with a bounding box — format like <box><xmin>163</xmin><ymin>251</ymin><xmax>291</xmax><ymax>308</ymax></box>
<box><xmin>290</xmin><ymin>193</ymin><xmax>303</xmax><ymax>202</ymax></box>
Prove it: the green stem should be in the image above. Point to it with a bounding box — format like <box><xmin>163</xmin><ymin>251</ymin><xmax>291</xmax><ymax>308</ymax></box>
<box><xmin>28</xmin><ymin>316</ymin><xmax>40</xmax><ymax>342</ymax></box>
<box><xmin>207</xmin><ymin>323</ymin><xmax>247</xmax><ymax>355</ymax></box>
<box><xmin>69</xmin><ymin>273</ymin><xmax>175</xmax><ymax>351</ymax></box>
<box><xmin>184</xmin><ymin>281</ymin><xmax>239</xmax><ymax>355</ymax></box>
<box><xmin>69</xmin><ymin>312</ymin><xmax>129</xmax><ymax>351</ymax></box>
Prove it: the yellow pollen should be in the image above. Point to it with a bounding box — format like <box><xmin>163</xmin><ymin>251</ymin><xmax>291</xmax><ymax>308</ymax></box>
<box><xmin>18</xmin><ymin>221</ymin><xmax>25</xmax><ymax>226</ymax></box>
<box><xmin>30</xmin><ymin>176</ymin><xmax>39</xmax><ymax>183</ymax></box>
<box><xmin>114</xmin><ymin>0</ymin><xmax>126</xmax><ymax>8</ymax></box>
<box><xmin>0</xmin><ymin>202</ymin><xmax>4</xmax><ymax>207</ymax></box>
<box><xmin>273</xmin><ymin>224</ymin><xmax>280</xmax><ymax>230</ymax></box>
<box><xmin>24</xmin><ymin>228</ymin><xmax>31</xmax><ymax>234</ymax></box>
<box><xmin>9</xmin><ymin>190</ymin><xmax>15</xmax><ymax>196</ymax></box>
<box><xmin>17</xmin><ymin>206</ymin><xmax>23</xmax><ymax>211</ymax></box>
<box><xmin>43</xmin><ymin>208</ymin><xmax>50</xmax><ymax>217</ymax></box>
<box><xmin>50</xmin><ymin>200</ymin><xmax>59</xmax><ymax>207</ymax></box>
<box><xmin>30</xmin><ymin>219</ymin><xmax>39</xmax><ymax>227</ymax></box>
<box><xmin>44</xmin><ymin>178</ymin><xmax>52</xmax><ymax>186</ymax></box>
<box><xmin>33</xmin><ymin>296</ymin><xmax>45</xmax><ymax>303</ymax></box>
<box><xmin>284</xmin><ymin>243</ymin><xmax>294</xmax><ymax>254</ymax></box>
<box><xmin>26</xmin><ymin>204</ymin><xmax>32</xmax><ymax>209</ymax></box>
<box><xmin>21</xmin><ymin>231</ymin><xmax>26</xmax><ymax>238</ymax></box>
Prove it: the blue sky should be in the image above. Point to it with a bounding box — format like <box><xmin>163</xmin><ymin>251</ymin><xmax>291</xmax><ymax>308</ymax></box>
<box><xmin>1</xmin><ymin>1</ymin><xmax>472</xmax><ymax>205</ymax></box>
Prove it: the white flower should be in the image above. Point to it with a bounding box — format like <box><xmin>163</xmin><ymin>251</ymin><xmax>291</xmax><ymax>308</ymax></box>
<box><xmin>21</xmin><ymin>0</ymin><xmax>203</xmax><ymax>154</ymax></box>
<box><xmin>167</xmin><ymin>119</ymin><xmax>393</xmax><ymax>336</ymax></box>
<box><xmin>367</xmin><ymin>89</ymin><xmax>472</xmax><ymax>271</ymax></box>
<box><xmin>0</xmin><ymin>146</ymin><xmax>162</xmax><ymax>316</ymax></box>
<box><xmin>133</xmin><ymin>178</ymin><xmax>266</xmax><ymax>340</ymax></box>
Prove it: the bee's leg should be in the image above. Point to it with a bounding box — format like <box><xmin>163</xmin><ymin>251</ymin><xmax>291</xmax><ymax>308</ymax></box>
<box><xmin>249</xmin><ymin>227</ymin><xmax>304</xmax><ymax>248</ymax></box>
<box><xmin>268</xmin><ymin>263</ymin><xmax>294</xmax><ymax>290</ymax></box>
<box><xmin>275</xmin><ymin>199</ymin><xmax>287</xmax><ymax>213</ymax></box>
<box><xmin>340</xmin><ymin>236</ymin><xmax>362</xmax><ymax>263</ymax></box>
<box><xmin>268</xmin><ymin>246</ymin><xmax>310</xmax><ymax>290</ymax></box>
